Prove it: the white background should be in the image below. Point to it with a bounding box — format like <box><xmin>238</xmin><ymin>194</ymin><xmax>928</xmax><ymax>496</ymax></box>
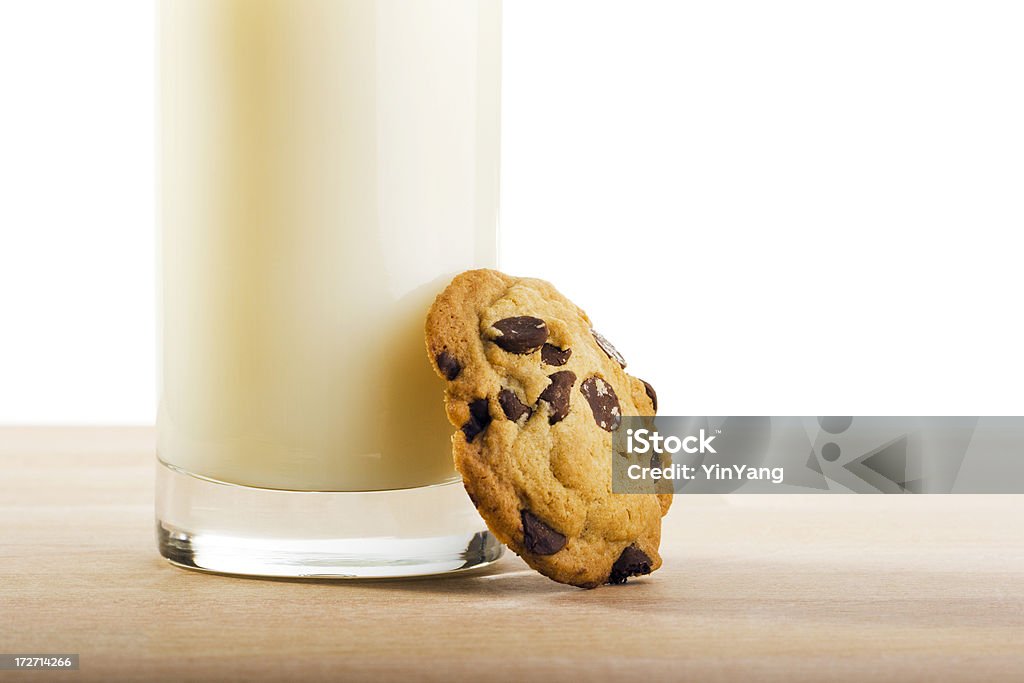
<box><xmin>1</xmin><ymin>0</ymin><xmax>1022</xmax><ymax>424</ymax></box>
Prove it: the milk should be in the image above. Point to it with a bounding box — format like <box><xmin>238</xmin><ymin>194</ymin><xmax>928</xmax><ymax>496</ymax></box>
<box><xmin>158</xmin><ymin>0</ymin><xmax>501</xmax><ymax>491</ymax></box>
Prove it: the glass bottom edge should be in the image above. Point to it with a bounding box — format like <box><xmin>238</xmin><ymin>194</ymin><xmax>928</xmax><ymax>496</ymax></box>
<box><xmin>155</xmin><ymin>459</ymin><xmax>504</xmax><ymax>579</ymax></box>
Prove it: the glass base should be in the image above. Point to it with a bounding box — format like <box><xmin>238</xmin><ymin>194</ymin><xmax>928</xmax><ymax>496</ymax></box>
<box><xmin>155</xmin><ymin>460</ymin><xmax>503</xmax><ymax>579</ymax></box>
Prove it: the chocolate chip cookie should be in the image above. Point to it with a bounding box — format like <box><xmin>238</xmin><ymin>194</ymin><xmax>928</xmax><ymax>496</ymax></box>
<box><xmin>425</xmin><ymin>269</ymin><xmax>670</xmax><ymax>588</ymax></box>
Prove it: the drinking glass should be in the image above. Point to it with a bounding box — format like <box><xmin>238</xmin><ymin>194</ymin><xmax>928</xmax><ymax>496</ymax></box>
<box><xmin>156</xmin><ymin>0</ymin><xmax>503</xmax><ymax>577</ymax></box>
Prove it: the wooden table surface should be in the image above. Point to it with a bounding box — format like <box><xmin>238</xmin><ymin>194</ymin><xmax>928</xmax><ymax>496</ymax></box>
<box><xmin>1</xmin><ymin>427</ymin><xmax>1023</xmax><ymax>682</ymax></box>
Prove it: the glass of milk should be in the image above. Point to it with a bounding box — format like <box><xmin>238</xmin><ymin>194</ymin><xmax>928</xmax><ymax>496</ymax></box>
<box><xmin>156</xmin><ymin>0</ymin><xmax>503</xmax><ymax>577</ymax></box>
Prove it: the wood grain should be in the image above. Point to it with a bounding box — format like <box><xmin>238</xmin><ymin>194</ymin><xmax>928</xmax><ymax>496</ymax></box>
<box><xmin>1</xmin><ymin>427</ymin><xmax>1022</xmax><ymax>682</ymax></box>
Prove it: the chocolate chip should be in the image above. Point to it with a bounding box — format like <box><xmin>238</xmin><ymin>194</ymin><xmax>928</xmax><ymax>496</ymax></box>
<box><xmin>640</xmin><ymin>379</ymin><xmax>658</xmax><ymax>413</ymax></box>
<box><xmin>461</xmin><ymin>398</ymin><xmax>492</xmax><ymax>442</ymax></box>
<box><xmin>435</xmin><ymin>350</ymin><xmax>462</xmax><ymax>381</ymax></box>
<box><xmin>538</xmin><ymin>371</ymin><xmax>576</xmax><ymax>425</ymax></box>
<box><xmin>591</xmin><ymin>329</ymin><xmax>626</xmax><ymax>368</ymax></box>
<box><xmin>491</xmin><ymin>316</ymin><xmax>549</xmax><ymax>354</ymax></box>
<box><xmin>609</xmin><ymin>544</ymin><xmax>652</xmax><ymax>584</ymax></box>
<box><xmin>498</xmin><ymin>388</ymin><xmax>532</xmax><ymax>424</ymax></box>
<box><xmin>580</xmin><ymin>376</ymin><xmax>622</xmax><ymax>431</ymax></box>
<box><xmin>521</xmin><ymin>510</ymin><xmax>566</xmax><ymax>555</ymax></box>
<box><xmin>541</xmin><ymin>343</ymin><xmax>572</xmax><ymax>366</ymax></box>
